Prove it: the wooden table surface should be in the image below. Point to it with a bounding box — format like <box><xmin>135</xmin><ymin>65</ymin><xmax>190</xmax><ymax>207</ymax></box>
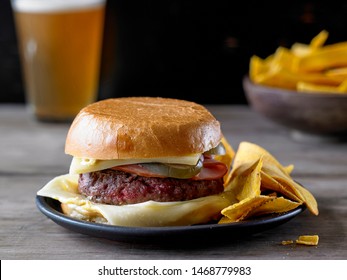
<box><xmin>1</xmin><ymin>104</ymin><xmax>346</xmax><ymax>260</ymax></box>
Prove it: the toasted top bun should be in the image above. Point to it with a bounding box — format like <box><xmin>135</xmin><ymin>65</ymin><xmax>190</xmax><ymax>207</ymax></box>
<box><xmin>65</xmin><ymin>97</ymin><xmax>222</xmax><ymax>160</ymax></box>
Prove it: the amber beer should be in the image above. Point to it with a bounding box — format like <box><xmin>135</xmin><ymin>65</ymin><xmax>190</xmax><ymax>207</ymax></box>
<box><xmin>12</xmin><ymin>0</ymin><xmax>106</xmax><ymax>121</ymax></box>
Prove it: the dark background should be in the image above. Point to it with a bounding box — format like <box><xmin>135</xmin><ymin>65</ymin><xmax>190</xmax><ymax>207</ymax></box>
<box><xmin>2</xmin><ymin>0</ymin><xmax>347</xmax><ymax>105</ymax></box>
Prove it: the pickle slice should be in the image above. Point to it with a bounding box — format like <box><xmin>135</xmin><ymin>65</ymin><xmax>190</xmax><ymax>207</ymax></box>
<box><xmin>204</xmin><ymin>142</ymin><xmax>226</xmax><ymax>156</ymax></box>
<box><xmin>141</xmin><ymin>143</ymin><xmax>225</xmax><ymax>179</ymax></box>
<box><xmin>142</xmin><ymin>159</ymin><xmax>203</xmax><ymax>179</ymax></box>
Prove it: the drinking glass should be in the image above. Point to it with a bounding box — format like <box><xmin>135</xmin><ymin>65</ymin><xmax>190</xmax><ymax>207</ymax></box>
<box><xmin>11</xmin><ymin>0</ymin><xmax>106</xmax><ymax>121</ymax></box>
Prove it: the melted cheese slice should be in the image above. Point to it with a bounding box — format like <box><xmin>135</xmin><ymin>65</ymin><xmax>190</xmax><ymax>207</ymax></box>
<box><xmin>69</xmin><ymin>154</ymin><xmax>201</xmax><ymax>174</ymax></box>
<box><xmin>37</xmin><ymin>174</ymin><xmax>235</xmax><ymax>227</ymax></box>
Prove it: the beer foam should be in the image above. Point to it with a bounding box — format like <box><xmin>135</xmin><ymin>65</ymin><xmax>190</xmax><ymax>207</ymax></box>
<box><xmin>12</xmin><ymin>0</ymin><xmax>106</xmax><ymax>12</ymax></box>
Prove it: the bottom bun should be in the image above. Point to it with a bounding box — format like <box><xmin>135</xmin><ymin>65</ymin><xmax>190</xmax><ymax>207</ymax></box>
<box><xmin>37</xmin><ymin>174</ymin><xmax>234</xmax><ymax>227</ymax></box>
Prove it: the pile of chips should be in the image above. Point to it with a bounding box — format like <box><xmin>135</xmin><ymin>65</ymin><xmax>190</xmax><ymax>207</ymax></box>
<box><xmin>219</xmin><ymin>142</ymin><xmax>319</xmax><ymax>224</ymax></box>
<box><xmin>250</xmin><ymin>30</ymin><xmax>347</xmax><ymax>94</ymax></box>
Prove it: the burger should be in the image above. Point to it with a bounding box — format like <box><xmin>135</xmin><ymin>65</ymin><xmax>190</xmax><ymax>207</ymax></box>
<box><xmin>37</xmin><ymin>97</ymin><xmax>235</xmax><ymax>227</ymax></box>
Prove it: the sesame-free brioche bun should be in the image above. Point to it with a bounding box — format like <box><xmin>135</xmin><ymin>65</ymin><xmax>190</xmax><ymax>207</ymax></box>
<box><xmin>65</xmin><ymin>97</ymin><xmax>222</xmax><ymax>160</ymax></box>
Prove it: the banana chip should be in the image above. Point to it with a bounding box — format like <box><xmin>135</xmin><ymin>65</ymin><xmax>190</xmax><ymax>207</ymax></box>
<box><xmin>296</xmin><ymin>235</ymin><xmax>319</xmax><ymax>246</ymax></box>
<box><xmin>220</xmin><ymin>142</ymin><xmax>318</xmax><ymax>224</ymax></box>
<box><xmin>250</xmin><ymin>30</ymin><xmax>347</xmax><ymax>94</ymax></box>
<box><xmin>248</xmin><ymin>197</ymin><xmax>302</xmax><ymax>217</ymax></box>
<box><xmin>220</xmin><ymin>196</ymin><xmax>274</xmax><ymax>223</ymax></box>
<box><xmin>215</xmin><ymin>136</ymin><xmax>235</xmax><ymax>187</ymax></box>
<box><xmin>226</xmin><ymin>157</ymin><xmax>262</xmax><ymax>201</ymax></box>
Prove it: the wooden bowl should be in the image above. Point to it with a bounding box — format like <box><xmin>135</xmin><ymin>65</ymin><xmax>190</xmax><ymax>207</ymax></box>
<box><xmin>243</xmin><ymin>76</ymin><xmax>347</xmax><ymax>137</ymax></box>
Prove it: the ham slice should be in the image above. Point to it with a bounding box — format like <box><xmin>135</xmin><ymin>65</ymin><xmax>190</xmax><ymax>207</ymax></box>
<box><xmin>112</xmin><ymin>157</ymin><xmax>227</xmax><ymax>181</ymax></box>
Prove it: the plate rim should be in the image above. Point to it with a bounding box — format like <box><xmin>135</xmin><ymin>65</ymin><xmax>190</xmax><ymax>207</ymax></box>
<box><xmin>36</xmin><ymin>195</ymin><xmax>306</xmax><ymax>242</ymax></box>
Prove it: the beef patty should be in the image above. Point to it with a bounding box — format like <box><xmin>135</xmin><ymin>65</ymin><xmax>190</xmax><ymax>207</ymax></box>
<box><xmin>78</xmin><ymin>169</ymin><xmax>224</xmax><ymax>205</ymax></box>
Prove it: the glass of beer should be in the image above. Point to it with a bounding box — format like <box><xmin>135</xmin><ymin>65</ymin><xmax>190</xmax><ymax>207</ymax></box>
<box><xmin>11</xmin><ymin>0</ymin><xmax>106</xmax><ymax>121</ymax></box>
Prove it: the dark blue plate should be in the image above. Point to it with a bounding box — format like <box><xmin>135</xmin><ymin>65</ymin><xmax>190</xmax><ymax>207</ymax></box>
<box><xmin>36</xmin><ymin>195</ymin><xmax>305</xmax><ymax>244</ymax></box>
